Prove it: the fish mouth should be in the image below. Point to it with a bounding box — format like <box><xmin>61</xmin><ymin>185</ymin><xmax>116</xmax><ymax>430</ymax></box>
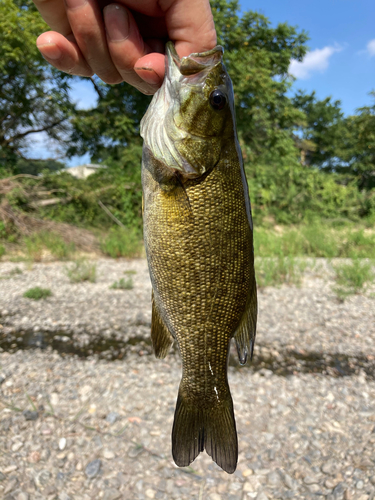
<box><xmin>166</xmin><ymin>42</ymin><xmax>224</xmax><ymax>78</ymax></box>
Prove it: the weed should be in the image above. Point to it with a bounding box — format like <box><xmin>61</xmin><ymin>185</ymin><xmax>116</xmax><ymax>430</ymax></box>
<box><xmin>124</xmin><ymin>270</ymin><xmax>137</xmax><ymax>275</ymax></box>
<box><xmin>65</xmin><ymin>260</ymin><xmax>97</xmax><ymax>283</ymax></box>
<box><xmin>332</xmin><ymin>259</ymin><xmax>374</xmax><ymax>300</ymax></box>
<box><xmin>0</xmin><ymin>267</ymin><xmax>23</xmax><ymax>280</ymax></box>
<box><xmin>255</xmin><ymin>257</ymin><xmax>307</xmax><ymax>288</ymax></box>
<box><xmin>101</xmin><ymin>227</ymin><xmax>142</xmax><ymax>258</ymax></box>
<box><xmin>23</xmin><ymin>287</ymin><xmax>52</xmax><ymax>300</ymax></box>
<box><xmin>23</xmin><ymin>232</ymin><xmax>75</xmax><ymax>261</ymax></box>
<box><xmin>254</xmin><ymin>223</ymin><xmax>375</xmax><ymax>259</ymax></box>
<box><xmin>110</xmin><ymin>277</ymin><xmax>133</xmax><ymax>290</ymax></box>
<box><xmin>9</xmin><ymin>267</ymin><xmax>23</xmax><ymax>275</ymax></box>
<box><xmin>0</xmin><ymin>244</ymin><xmax>5</xmax><ymax>258</ymax></box>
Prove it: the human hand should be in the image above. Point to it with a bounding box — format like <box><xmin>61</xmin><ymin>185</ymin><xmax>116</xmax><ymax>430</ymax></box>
<box><xmin>33</xmin><ymin>0</ymin><xmax>217</xmax><ymax>94</ymax></box>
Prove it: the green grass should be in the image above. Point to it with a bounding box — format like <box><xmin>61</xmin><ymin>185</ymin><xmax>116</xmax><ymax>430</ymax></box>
<box><xmin>65</xmin><ymin>260</ymin><xmax>97</xmax><ymax>283</ymax></box>
<box><xmin>124</xmin><ymin>270</ymin><xmax>137</xmax><ymax>275</ymax></box>
<box><xmin>332</xmin><ymin>259</ymin><xmax>375</xmax><ymax>300</ymax></box>
<box><xmin>23</xmin><ymin>287</ymin><xmax>52</xmax><ymax>300</ymax></box>
<box><xmin>0</xmin><ymin>244</ymin><xmax>5</xmax><ymax>258</ymax></box>
<box><xmin>110</xmin><ymin>277</ymin><xmax>133</xmax><ymax>290</ymax></box>
<box><xmin>0</xmin><ymin>267</ymin><xmax>23</xmax><ymax>280</ymax></box>
<box><xmin>254</xmin><ymin>223</ymin><xmax>375</xmax><ymax>259</ymax></box>
<box><xmin>23</xmin><ymin>232</ymin><xmax>75</xmax><ymax>261</ymax></box>
<box><xmin>101</xmin><ymin>227</ymin><xmax>142</xmax><ymax>258</ymax></box>
<box><xmin>255</xmin><ymin>256</ymin><xmax>307</xmax><ymax>288</ymax></box>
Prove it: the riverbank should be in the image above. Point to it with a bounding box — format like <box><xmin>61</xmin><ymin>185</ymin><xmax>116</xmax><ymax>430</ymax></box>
<box><xmin>1</xmin><ymin>259</ymin><xmax>375</xmax><ymax>500</ymax></box>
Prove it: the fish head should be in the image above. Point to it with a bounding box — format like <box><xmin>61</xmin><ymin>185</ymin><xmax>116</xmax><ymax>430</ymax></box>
<box><xmin>140</xmin><ymin>42</ymin><xmax>236</xmax><ymax>178</ymax></box>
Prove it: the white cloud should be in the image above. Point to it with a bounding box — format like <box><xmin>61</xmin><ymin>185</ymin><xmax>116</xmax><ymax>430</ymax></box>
<box><xmin>367</xmin><ymin>39</ymin><xmax>375</xmax><ymax>57</ymax></box>
<box><xmin>289</xmin><ymin>45</ymin><xmax>342</xmax><ymax>80</ymax></box>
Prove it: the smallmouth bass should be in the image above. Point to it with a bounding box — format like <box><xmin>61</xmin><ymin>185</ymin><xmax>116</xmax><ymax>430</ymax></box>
<box><xmin>140</xmin><ymin>42</ymin><xmax>257</xmax><ymax>474</ymax></box>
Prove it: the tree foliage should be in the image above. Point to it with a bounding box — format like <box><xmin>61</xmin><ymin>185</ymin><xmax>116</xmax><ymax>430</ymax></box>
<box><xmin>293</xmin><ymin>90</ymin><xmax>375</xmax><ymax>189</ymax></box>
<box><xmin>1</xmin><ymin>0</ymin><xmax>374</xmax><ymax>232</ymax></box>
<box><xmin>0</xmin><ymin>0</ymin><xmax>75</xmax><ymax>173</ymax></box>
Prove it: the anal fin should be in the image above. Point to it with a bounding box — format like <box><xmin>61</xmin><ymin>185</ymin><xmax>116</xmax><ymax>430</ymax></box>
<box><xmin>151</xmin><ymin>291</ymin><xmax>174</xmax><ymax>359</ymax></box>
<box><xmin>233</xmin><ymin>278</ymin><xmax>257</xmax><ymax>365</ymax></box>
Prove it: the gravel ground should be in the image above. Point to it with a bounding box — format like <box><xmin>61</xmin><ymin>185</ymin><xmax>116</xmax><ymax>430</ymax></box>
<box><xmin>0</xmin><ymin>258</ymin><xmax>375</xmax><ymax>500</ymax></box>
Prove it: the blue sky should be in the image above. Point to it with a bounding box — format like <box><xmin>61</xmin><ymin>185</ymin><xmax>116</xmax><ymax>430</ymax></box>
<box><xmin>29</xmin><ymin>0</ymin><xmax>375</xmax><ymax>166</ymax></box>
<box><xmin>241</xmin><ymin>0</ymin><xmax>375</xmax><ymax>115</ymax></box>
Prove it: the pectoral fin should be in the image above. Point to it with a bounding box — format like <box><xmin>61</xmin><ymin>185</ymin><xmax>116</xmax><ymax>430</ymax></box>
<box><xmin>151</xmin><ymin>291</ymin><xmax>174</xmax><ymax>358</ymax></box>
<box><xmin>233</xmin><ymin>278</ymin><xmax>257</xmax><ymax>365</ymax></box>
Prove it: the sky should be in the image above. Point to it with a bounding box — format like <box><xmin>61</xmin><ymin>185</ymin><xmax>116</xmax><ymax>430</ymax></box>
<box><xmin>28</xmin><ymin>0</ymin><xmax>375</xmax><ymax>166</ymax></box>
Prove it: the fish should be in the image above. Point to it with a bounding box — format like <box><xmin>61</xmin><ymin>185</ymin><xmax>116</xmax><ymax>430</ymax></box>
<box><xmin>140</xmin><ymin>42</ymin><xmax>257</xmax><ymax>474</ymax></box>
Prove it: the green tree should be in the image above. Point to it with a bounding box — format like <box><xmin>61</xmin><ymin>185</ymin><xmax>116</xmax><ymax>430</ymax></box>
<box><xmin>337</xmin><ymin>94</ymin><xmax>375</xmax><ymax>189</ymax></box>
<box><xmin>292</xmin><ymin>90</ymin><xmax>345</xmax><ymax>167</ymax></box>
<box><xmin>0</xmin><ymin>0</ymin><xmax>75</xmax><ymax>175</ymax></box>
<box><xmin>212</xmin><ymin>0</ymin><xmax>309</xmax><ymax>164</ymax></box>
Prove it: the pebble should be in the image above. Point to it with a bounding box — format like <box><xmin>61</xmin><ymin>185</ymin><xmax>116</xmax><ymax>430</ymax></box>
<box><xmin>304</xmin><ymin>475</ymin><xmax>320</xmax><ymax>484</ymax></box>
<box><xmin>102</xmin><ymin>449</ymin><xmax>115</xmax><ymax>460</ymax></box>
<box><xmin>22</xmin><ymin>410</ymin><xmax>38</xmax><ymax>421</ymax></box>
<box><xmin>17</xmin><ymin>493</ymin><xmax>29</xmax><ymax>500</ymax></box>
<box><xmin>11</xmin><ymin>441</ymin><xmax>23</xmax><ymax>452</ymax></box>
<box><xmin>209</xmin><ymin>494</ymin><xmax>222</xmax><ymax>500</ymax></box>
<box><xmin>0</xmin><ymin>259</ymin><xmax>375</xmax><ymax>500</ymax></box>
<box><xmin>103</xmin><ymin>489</ymin><xmax>121</xmax><ymax>500</ymax></box>
<box><xmin>243</xmin><ymin>469</ymin><xmax>254</xmax><ymax>477</ymax></box>
<box><xmin>50</xmin><ymin>393</ymin><xmax>59</xmax><ymax>406</ymax></box>
<box><xmin>35</xmin><ymin>470</ymin><xmax>51</xmax><ymax>488</ymax></box>
<box><xmin>85</xmin><ymin>459</ymin><xmax>102</xmax><ymax>479</ymax></box>
<box><xmin>59</xmin><ymin>438</ymin><xmax>67</xmax><ymax>450</ymax></box>
<box><xmin>105</xmin><ymin>412</ymin><xmax>119</xmax><ymax>424</ymax></box>
<box><xmin>322</xmin><ymin>460</ymin><xmax>339</xmax><ymax>475</ymax></box>
<box><xmin>28</xmin><ymin>451</ymin><xmax>41</xmax><ymax>463</ymax></box>
<box><xmin>58</xmin><ymin>492</ymin><xmax>71</xmax><ymax>500</ymax></box>
<box><xmin>145</xmin><ymin>490</ymin><xmax>156</xmax><ymax>499</ymax></box>
<box><xmin>256</xmin><ymin>492</ymin><xmax>269</xmax><ymax>500</ymax></box>
<box><xmin>267</xmin><ymin>471</ymin><xmax>281</xmax><ymax>486</ymax></box>
<box><xmin>357</xmin><ymin>480</ymin><xmax>364</xmax><ymax>490</ymax></box>
<box><xmin>0</xmin><ymin>472</ymin><xmax>5</xmax><ymax>481</ymax></box>
<box><xmin>4</xmin><ymin>477</ymin><xmax>18</xmax><ymax>494</ymax></box>
<box><xmin>3</xmin><ymin>465</ymin><xmax>18</xmax><ymax>473</ymax></box>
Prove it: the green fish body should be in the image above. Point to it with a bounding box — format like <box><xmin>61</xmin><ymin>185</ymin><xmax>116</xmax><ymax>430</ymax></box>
<box><xmin>140</xmin><ymin>43</ymin><xmax>257</xmax><ymax>474</ymax></box>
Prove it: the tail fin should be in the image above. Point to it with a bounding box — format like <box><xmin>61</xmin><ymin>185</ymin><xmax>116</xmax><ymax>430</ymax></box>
<box><xmin>172</xmin><ymin>390</ymin><xmax>238</xmax><ymax>474</ymax></box>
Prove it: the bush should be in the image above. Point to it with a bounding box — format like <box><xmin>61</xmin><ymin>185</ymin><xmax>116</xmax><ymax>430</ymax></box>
<box><xmin>101</xmin><ymin>227</ymin><xmax>142</xmax><ymax>258</ymax></box>
<box><xmin>255</xmin><ymin>256</ymin><xmax>307</xmax><ymax>288</ymax></box>
<box><xmin>110</xmin><ymin>277</ymin><xmax>133</xmax><ymax>290</ymax></box>
<box><xmin>254</xmin><ymin>223</ymin><xmax>375</xmax><ymax>259</ymax></box>
<box><xmin>333</xmin><ymin>259</ymin><xmax>374</xmax><ymax>300</ymax></box>
<box><xmin>23</xmin><ymin>287</ymin><xmax>52</xmax><ymax>300</ymax></box>
<box><xmin>24</xmin><ymin>232</ymin><xmax>75</xmax><ymax>261</ymax></box>
<box><xmin>65</xmin><ymin>260</ymin><xmax>97</xmax><ymax>283</ymax></box>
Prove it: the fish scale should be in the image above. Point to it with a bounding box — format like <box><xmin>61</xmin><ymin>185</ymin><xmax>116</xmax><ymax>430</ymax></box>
<box><xmin>141</xmin><ymin>42</ymin><xmax>257</xmax><ymax>473</ymax></box>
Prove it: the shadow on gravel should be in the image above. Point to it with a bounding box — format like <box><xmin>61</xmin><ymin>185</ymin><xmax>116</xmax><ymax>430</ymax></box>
<box><xmin>229</xmin><ymin>349</ymin><xmax>375</xmax><ymax>379</ymax></box>
<box><xmin>1</xmin><ymin>326</ymin><xmax>374</xmax><ymax>380</ymax></box>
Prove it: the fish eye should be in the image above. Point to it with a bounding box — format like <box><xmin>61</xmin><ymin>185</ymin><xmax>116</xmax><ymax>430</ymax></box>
<box><xmin>209</xmin><ymin>90</ymin><xmax>227</xmax><ymax>111</ymax></box>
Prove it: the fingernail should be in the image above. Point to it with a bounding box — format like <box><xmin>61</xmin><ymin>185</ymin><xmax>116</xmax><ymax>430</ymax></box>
<box><xmin>134</xmin><ymin>67</ymin><xmax>162</xmax><ymax>86</ymax></box>
<box><xmin>104</xmin><ymin>4</ymin><xmax>129</xmax><ymax>42</ymax></box>
<box><xmin>37</xmin><ymin>42</ymin><xmax>62</xmax><ymax>60</ymax></box>
<box><xmin>64</xmin><ymin>0</ymin><xmax>87</xmax><ymax>9</ymax></box>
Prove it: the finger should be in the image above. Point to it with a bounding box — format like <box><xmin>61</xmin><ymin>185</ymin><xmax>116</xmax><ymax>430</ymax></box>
<box><xmin>104</xmin><ymin>4</ymin><xmax>161</xmax><ymax>94</ymax></box>
<box><xmin>164</xmin><ymin>0</ymin><xmax>217</xmax><ymax>57</ymax></box>
<box><xmin>65</xmin><ymin>0</ymin><xmax>123</xmax><ymax>84</ymax></box>
<box><xmin>36</xmin><ymin>32</ymin><xmax>93</xmax><ymax>77</ymax></box>
<box><xmin>33</xmin><ymin>0</ymin><xmax>72</xmax><ymax>35</ymax></box>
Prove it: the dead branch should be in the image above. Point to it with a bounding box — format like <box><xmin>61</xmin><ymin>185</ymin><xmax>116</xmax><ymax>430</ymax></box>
<box><xmin>98</xmin><ymin>200</ymin><xmax>126</xmax><ymax>229</ymax></box>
